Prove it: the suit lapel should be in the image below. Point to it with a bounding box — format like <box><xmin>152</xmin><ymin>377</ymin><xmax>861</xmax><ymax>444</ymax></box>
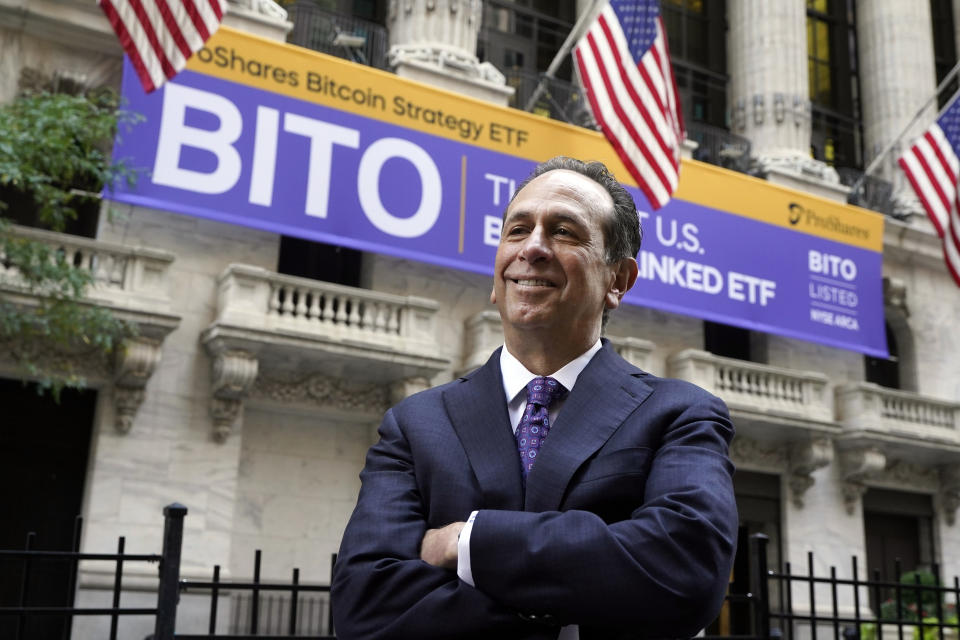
<box><xmin>443</xmin><ymin>349</ymin><xmax>524</xmax><ymax>511</ymax></box>
<box><xmin>524</xmin><ymin>343</ymin><xmax>654</xmax><ymax>512</ymax></box>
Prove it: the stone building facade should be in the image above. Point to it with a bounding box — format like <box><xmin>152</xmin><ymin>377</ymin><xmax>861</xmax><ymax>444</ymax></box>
<box><xmin>1</xmin><ymin>0</ymin><xmax>959</xmax><ymax>637</ymax></box>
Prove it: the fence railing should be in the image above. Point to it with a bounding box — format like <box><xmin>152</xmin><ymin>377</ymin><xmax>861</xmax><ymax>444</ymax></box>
<box><xmin>6</xmin><ymin>511</ymin><xmax>960</xmax><ymax>639</ymax></box>
<box><xmin>838</xmin><ymin>167</ymin><xmax>897</xmax><ymax>217</ymax></box>
<box><xmin>0</xmin><ymin>505</ymin><xmax>334</xmax><ymax>640</ymax></box>
<box><xmin>286</xmin><ymin>2</ymin><xmax>388</xmax><ymax>69</ymax></box>
<box><xmin>686</xmin><ymin>121</ymin><xmax>753</xmax><ymax>175</ymax></box>
<box><xmin>503</xmin><ymin>69</ymin><xmax>595</xmax><ymax>128</ymax></box>
<box><xmin>0</xmin><ymin>504</ymin><xmax>181</xmax><ymax>640</ymax></box>
<box><xmin>176</xmin><ymin>550</ymin><xmax>336</xmax><ymax>639</ymax></box>
<box><xmin>707</xmin><ymin>534</ymin><xmax>960</xmax><ymax>640</ymax></box>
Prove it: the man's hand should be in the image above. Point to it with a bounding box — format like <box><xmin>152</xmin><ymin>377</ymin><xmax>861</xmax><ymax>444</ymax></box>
<box><xmin>420</xmin><ymin>521</ymin><xmax>466</xmax><ymax>569</ymax></box>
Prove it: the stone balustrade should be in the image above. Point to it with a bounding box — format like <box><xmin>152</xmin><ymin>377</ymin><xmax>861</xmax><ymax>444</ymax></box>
<box><xmin>0</xmin><ymin>224</ymin><xmax>175</xmax><ymax>312</ymax></box>
<box><xmin>836</xmin><ymin>382</ymin><xmax>960</xmax><ymax>443</ymax></box>
<box><xmin>667</xmin><ymin>348</ymin><xmax>832</xmax><ymax>423</ymax></box>
<box><xmin>203</xmin><ymin>264</ymin><xmax>451</xmax><ymax>439</ymax></box>
<box><xmin>0</xmin><ymin>225</ymin><xmax>179</xmax><ymax>432</ymax></box>
<box><xmin>212</xmin><ymin>264</ymin><xmax>440</xmax><ymax>353</ymax></box>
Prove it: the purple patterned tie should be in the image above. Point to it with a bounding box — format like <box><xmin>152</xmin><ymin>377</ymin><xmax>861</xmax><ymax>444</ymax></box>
<box><xmin>516</xmin><ymin>376</ymin><xmax>568</xmax><ymax>479</ymax></box>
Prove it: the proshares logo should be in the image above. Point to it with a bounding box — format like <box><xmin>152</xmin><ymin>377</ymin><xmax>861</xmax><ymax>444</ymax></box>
<box><xmin>788</xmin><ymin>202</ymin><xmax>804</xmax><ymax>225</ymax></box>
<box><xmin>786</xmin><ymin>202</ymin><xmax>870</xmax><ymax>240</ymax></box>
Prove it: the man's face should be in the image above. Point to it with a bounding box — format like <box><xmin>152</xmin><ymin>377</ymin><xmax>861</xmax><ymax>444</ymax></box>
<box><xmin>491</xmin><ymin>170</ymin><xmax>627</xmax><ymax>347</ymax></box>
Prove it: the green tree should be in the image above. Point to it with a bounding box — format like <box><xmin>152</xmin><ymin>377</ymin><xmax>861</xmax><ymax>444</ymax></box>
<box><xmin>0</xmin><ymin>88</ymin><xmax>140</xmax><ymax>394</ymax></box>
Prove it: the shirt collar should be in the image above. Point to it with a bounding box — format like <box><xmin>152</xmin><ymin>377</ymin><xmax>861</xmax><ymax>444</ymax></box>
<box><xmin>499</xmin><ymin>339</ymin><xmax>602</xmax><ymax>404</ymax></box>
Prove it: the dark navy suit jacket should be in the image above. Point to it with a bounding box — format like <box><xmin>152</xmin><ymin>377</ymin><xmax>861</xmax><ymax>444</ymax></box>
<box><xmin>331</xmin><ymin>341</ymin><xmax>738</xmax><ymax>639</ymax></box>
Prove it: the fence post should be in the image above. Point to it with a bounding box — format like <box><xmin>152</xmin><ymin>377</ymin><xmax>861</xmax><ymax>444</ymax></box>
<box><xmin>750</xmin><ymin>533</ymin><xmax>771</xmax><ymax>640</ymax></box>
<box><xmin>153</xmin><ymin>503</ymin><xmax>187</xmax><ymax>640</ymax></box>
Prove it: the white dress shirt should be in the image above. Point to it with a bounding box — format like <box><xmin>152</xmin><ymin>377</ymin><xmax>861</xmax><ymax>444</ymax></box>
<box><xmin>456</xmin><ymin>340</ymin><xmax>602</xmax><ymax>640</ymax></box>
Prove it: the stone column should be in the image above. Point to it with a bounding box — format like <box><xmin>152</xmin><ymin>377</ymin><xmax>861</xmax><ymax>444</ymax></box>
<box><xmin>388</xmin><ymin>0</ymin><xmax>513</xmax><ymax>105</ymax></box>
<box><xmin>224</xmin><ymin>0</ymin><xmax>292</xmax><ymax>41</ymax></box>
<box><xmin>727</xmin><ymin>0</ymin><xmax>846</xmax><ymax>199</ymax></box>
<box><xmin>728</xmin><ymin>3</ymin><xmax>808</xmax><ymax>167</ymax></box>
<box><xmin>857</xmin><ymin>0</ymin><xmax>937</xmax><ymax>202</ymax></box>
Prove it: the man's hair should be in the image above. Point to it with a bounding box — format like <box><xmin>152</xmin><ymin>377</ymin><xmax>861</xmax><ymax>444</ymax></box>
<box><xmin>506</xmin><ymin>156</ymin><xmax>643</xmax><ymax>262</ymax></box>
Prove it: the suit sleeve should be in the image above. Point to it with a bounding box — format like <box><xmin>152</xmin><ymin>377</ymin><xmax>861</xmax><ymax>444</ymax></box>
<box><xmin>468</xmin><ymin>390</ymin><xmax>738</xmax><ymax>637</ymax></box>
<box><xmin>330</xmin><ymin>408</ymin><xmax>557</xmax><ymax>640</ymax></box>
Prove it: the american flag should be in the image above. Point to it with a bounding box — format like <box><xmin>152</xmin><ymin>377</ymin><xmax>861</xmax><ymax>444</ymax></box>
<box><xmin>573</xmin><ymin>0</ymin><xmax>684</xmax><ymax>210</ymax></box>
<box><xmin>98</xmin><ymin>0</ymin><xmax>227</xmax><ymax>93</ymax></box>
<box><xmin>898</xmin><ymin>94</ymin><xmax>960</xmax><ymax>287</ymax></box>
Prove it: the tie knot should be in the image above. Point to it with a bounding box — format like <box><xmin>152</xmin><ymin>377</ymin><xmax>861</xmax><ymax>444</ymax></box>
<box><xmin>525</xmin><ymin>376</ymin><xmax>567</xmax><ymax>407</ymax></box>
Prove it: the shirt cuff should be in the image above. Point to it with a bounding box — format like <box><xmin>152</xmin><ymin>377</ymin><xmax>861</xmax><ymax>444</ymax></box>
<box><xmin>456</xmin><ymin>510</ymin><xmax>479</xmax><ymax>587</ymax></box>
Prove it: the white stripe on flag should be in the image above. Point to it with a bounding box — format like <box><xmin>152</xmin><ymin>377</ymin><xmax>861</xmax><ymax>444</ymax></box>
<box><xmin>589</xmin><ymin>18</ymin><xmax>677</xmax><ymax>189</ymax></box>
<box><xmin>577</xmin><ymin>43</ymin><xmax>671</xmax><ymax>206</ymax></box>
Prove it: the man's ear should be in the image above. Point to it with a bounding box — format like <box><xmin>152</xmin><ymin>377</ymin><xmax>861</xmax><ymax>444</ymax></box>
<box><xmin>604</xmin><ymin>258</ymin><xmax>639</xmax><ymax>310</ymax></box>
<box><xmin>490</xmin><ymin>286</ymin><xmax>497</xmax><ymax>305</ymax></box>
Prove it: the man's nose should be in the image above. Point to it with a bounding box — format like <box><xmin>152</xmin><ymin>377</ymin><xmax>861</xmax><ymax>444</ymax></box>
<box><xmin>519</xmin><ymin>226</ymin><xmax>552</xmax><ymax>262</ymax></box>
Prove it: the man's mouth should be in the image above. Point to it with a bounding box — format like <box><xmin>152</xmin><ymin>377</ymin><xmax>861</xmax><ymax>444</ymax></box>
<box><xmin>513</xmin><ymin>279</ymin><xmax>555</xmax><ymax>287</ymax></box>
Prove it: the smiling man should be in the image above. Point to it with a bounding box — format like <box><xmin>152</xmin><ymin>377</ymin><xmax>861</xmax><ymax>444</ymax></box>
<box><xmin>331</xmin><ymin>157</ymin><xmax>738</xmax><ymax>640</ymax></box>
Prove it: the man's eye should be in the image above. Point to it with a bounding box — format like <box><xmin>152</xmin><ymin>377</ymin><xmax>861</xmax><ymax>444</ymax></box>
<box><xmin>555</xmin><ymin>227</ymin><xmax>572</xmax><ymax>236</ymax></box>
<box><xmin>508</xmin><ymin>226</ymin><xmax>528</xmax><ymax>235</ymax></box>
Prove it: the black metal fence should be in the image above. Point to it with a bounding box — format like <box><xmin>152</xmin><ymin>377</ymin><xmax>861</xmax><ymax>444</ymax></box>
<box><xmin>0</xmin><ymin>504</ymin><xmax>334</xmax><ymax>639</ymax></box>
<box><xmin>5</xmin><ymin>513</ymin><xmax>960</xmax><ymax>639</ymax></box>
<box><xmin>708</xmin><ymin>534</ymin><xmax>960</xmax><ymax>640</ymax></box>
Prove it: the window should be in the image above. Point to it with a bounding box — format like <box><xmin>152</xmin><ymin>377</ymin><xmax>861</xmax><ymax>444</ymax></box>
<box><xmin>806</xmin><ymin>0</ymin><xmax>863</xmax><ymax>169</ymax></box>
<box><xmin>865</xmin><ymin>322</ymin><xmax>900</xmax><ymax>389</ymax></box>
<box><xmin>478</xmin><ymin>1</ymin><xmax>576</xmax><ymax>118</ymax></box>
<box><xmin>863</xmin><ymin>489</ymin><xmax>936</xmax><ymax>610</ymax></box>
<box><xmin>708</xmin><ymin>471</ymin><xmax>782</xmax><ymax>636</ymax></box>
<box><xmin>662</xmin><ymin>0</ymin><xmax>728</xmax><ymax>128</ymax></box>
<box><xmin>704</xmin><ymin>321</ymin><xmax>753</xmax><ymax>361</ymax></box>
<box><xmin>277</xmin><ymin>237</ymin><xmax>363</xmax><ymax>287</ymax></box>
<box><xmin>931</xmin><ymin>0</ymin><xmax>958</xmax><ymax>108</ymax></box>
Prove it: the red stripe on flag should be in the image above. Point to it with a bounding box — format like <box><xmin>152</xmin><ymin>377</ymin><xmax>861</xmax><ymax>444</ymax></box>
<box><xmin>913</xmin><ymin>143</ymin><xmax>952</xmax><ymax>216</ymax></box>
<box><xmin>574</xmin><ymin>47</ymin><xmax>661</xmax><ymax>209</ymax></box>
<box><xmin>595</xmin><ymin>14</ymin><xmax>674</xmax><ymax>166</ymax></box>
<box><xmin>925</xmin><ymin>131</ymin><xmax>955</xmax><ymax>185</ymax></box>
<box><xmin>898</xmin><ymin>155</ymin><xmax>946</xmax><ymax>237</ymax></box>
<box><xmin>584</xmin><ymin>30</ymin><xmax>673</xmax><ymax>201</ymax></box>
<box><xmin>155</xmin><ymin>0</ymin><xmax>193</xmax><ymax>60</ymax></box>
<box><xmin>209</xmin><ymin>0</ymin><xmax>224</xmax><ymax>21</ymax></box>
<box><xmin>181</xmin><ymin>0</ymin><xmax>211</xmax><ymax>41</ymax></box>
<box><xmin>128</xmin><ymin>0</ymin><xmax>178</xmax><ymax>79</ymax></box>
<box><xmin>99</xmin><ymin>0</ymin><xmax>157</xmax><ymax>92</ymax></box>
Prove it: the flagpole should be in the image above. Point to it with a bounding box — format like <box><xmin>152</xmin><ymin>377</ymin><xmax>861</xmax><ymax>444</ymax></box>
<box><xmin>850</xmin><ymin>58</ymin><xmax>960</xmax><ymax>202</ymax></box>
<box><xmin>523</xmin><ymin>0</ymin><xmax>606</xmax><ymax>113</ymax></box>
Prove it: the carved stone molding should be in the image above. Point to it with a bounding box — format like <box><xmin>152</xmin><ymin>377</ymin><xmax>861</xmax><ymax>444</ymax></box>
<box><xmin>252</xmin><ymin>372</ymin><xmax>390</xmax><ymax>415</ymax></box>
<box><xmin>227</xmin><ymin>0</ymin><xmax>288</xmax><ymax>20</ymax></box>
<box><xmin>878</xmin><ymin>459</ymin><xmax>939</xmax><ymax>491</ymax></box>
<box><xmin>114</xmin><ymin>387</ymin><xmax>146</xmax><ymax>434</ymax></box>
<box><xmin>390</xmin><ymin>377</ymin><xmax>430</xmax><ymax>405</ymax></box>
<box><xmin>940</xmin><ymin>466</ymin><xmax>960</xmax><ymax>526</ymax></box>
<box><xmin>729</xmin><ymin>437</ymin><xmax>787</xmax><ymax>471</ymax></box>
<box><xmin>210</xmin><ymin>351</ymin><xmax>259</xmax><ymax>442</ymax></box>
<box><xmin>0</xmin><ymin>336</ymin><xmax>112</xmax><ymax>382</ymax></box>
<box><xmin>113</xmin><ymin>337</ymin><xmax>163</xmax><ymax>433</ymax></box>
<box><xmin>839</xmin><ymin>447</ymin><xmax>887</xmax><ymax>514</ymax></box>
<box><xmin>787</xmin><ymin>439</ymin><xmax>834</xmax><ymax>508</ymax></box>
<box><xmin>211</xmin><ymin>398</ymin><xmax>244</xmax><ymax>443</ymax></box>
